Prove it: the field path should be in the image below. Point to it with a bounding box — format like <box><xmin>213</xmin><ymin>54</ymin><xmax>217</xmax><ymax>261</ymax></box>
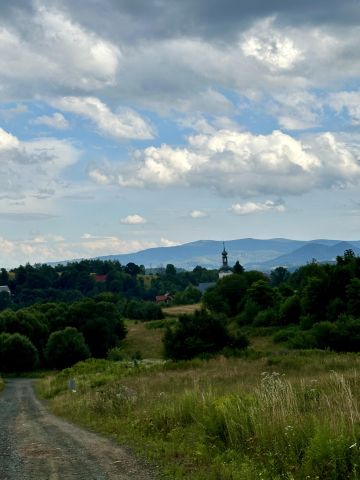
<box><xmin>0</xmin><ymin>379</ymin><xmax>157</xmax><ymax>480</ymax></box>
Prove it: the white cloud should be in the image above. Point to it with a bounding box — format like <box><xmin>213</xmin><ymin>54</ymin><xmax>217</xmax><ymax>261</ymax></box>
<box><xmin>53</xmin><ymin>96</ymin><xmax>153</xmax><ymax>140</ymax></box>
<box><xmin>241</xmin><ymin>18</ymin><xmax>302</xmax><ymax>71</ymax></box>
<box><xmin>0</xmin><ymin>4</ymin><xmax>120</xmax><ymax>100</ymax></box>
<box><xmin>0</xmin><ymin>127</ymin><xmax>80</xmax><ymax>207</ymax></box>
<box><xmin>190</xmin><ymin>210</ymin><xmax>208</xmax><ymax>218</ymax></box>
<box><xmin>0</xmin><ymin>128</ymin><xmax>20</xmax><ymax>150</ymax></box>
<box><xmin>230</xmin><ymin>200</ymin><xmax>285</xmax><ymax>215</ymax></box>
<box><xmin>88</xmin><ymin>168</ymin><xmax>111</xmax><ymax>185</ymax></box>
<box><xmin>32</xmin><ymin>112</ymin><xmax>69</xmax><ymax>130</ymax></box>
<box><xmin>120</xmin><ymin>214</ymin><xmax>147</xmax><ymax>225</ymax></box>
<box><xmin>1</xmin><ymin>104</ymin><xmax>28</xmax><ymax>120</ymax></box>
<box><xmin>89</xmin><ymin>128</ymin><xmax>360</xmax><ymax>197</ymax></box>
<box><xmin>79</xmin><ymin>235</ymin><xmax>155</xmax><ymax>253</ymax></box>
<box><xmin>328</xmin><ymin>91</ymin><xmax>360</xmax><ymax>124</ymax></box>
<box><xmin>161</xmin><ymin>237</ymin><xmax>179</xmax><ymax>247</ymax></box>
<box><xmin>0</xmin><ymin>233</ymin><xmax>159</xmax><ymax>267</ymax></box>
<box><xmin>270</xmin><ymin>91</ymin><xmax>323</xmax><ymax>130</ymax></box>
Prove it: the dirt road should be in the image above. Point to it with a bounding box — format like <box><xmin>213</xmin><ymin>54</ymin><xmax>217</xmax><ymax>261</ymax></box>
<box><xmin>0</xmin><ymin>379</ymin><xmax>158</xmax><ymax>480</ymax></box>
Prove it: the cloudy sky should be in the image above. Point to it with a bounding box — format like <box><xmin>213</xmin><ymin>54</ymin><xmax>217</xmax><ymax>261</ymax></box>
<box><xmin>1</xmin><ymin>0</ymin><xmax>360</xmax><ymax>266</ymax></box>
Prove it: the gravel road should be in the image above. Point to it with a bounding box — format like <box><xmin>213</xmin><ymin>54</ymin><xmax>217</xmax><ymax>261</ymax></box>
<box><xmin>0</xmin><ymin>379</ymin><xmax>158</xmax><ymax>480</ymax></box>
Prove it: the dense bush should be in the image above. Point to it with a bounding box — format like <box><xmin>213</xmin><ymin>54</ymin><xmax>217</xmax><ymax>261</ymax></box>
<box><xmin>122</xmin><ymin>299</ymin><xmax>164</xmax><ymax>321</ymax></box>
<box><xmin>173</xmin><ymin>286</ymin><xmax>202</xmax><ymax>305</ymax></box>
<box><xmin>163</xmin><ymin>310</ymin><xmax>248</xmax><ymax>360</ymax></box>
<box><xmin>66</xmin><ymin>299</ymin><xmax>126</xmax><ymax>357</ymax></box>
<box><xmin>0</xmin><ymin>332</ymin><xmax>39</xmax><ymax>372</ymax></box>
<box><xmin>45</xmin><ymin>327</ymin><xmax>90</xmax><ymax>369</ymax></box>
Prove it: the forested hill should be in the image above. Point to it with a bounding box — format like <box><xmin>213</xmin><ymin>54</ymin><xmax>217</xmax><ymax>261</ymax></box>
<box><xmin>97</xmin><ymin>238</ymin><xmax>360</xmax><ymax>271</ymax></box>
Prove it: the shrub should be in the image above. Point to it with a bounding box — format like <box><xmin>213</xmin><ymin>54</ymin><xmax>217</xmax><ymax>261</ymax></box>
<box><xmin>66</xmin><ymin>299</ymin><xmax>126</xmax><ymax>357</ymax></box>
<box><xmin>287</xmin><ymin>330</ymin><xmax>316</xmax><ymax>349</ymax></box>
<box><xmin>163</xmin><ymin>310</ymin><xmax>248</xmax><ymax>360</ymax></box>
<box><xmin>45</xmin><ymin>327</ymin><xmax>90</xmax><ymax>369</ymax></box>
<box><xmin>123</xmin><ymin>300</ymin><xmax>164</xmax><ymax>321</ymax></box>
<box><xmin>278</xmin><ymin>295</ymin><xmax>301</xmax><ymax>325</ymax></box>
<box><xmin>0</xmin><ymin>332</ymin><xmax>39</xmax><ymax>372</ymax></box>
<box><xmin>273</xmin><ymin>326</ymin><xmax>299</xmax><ymax>344</ymax></box>
<box><xmin>173</xmin><ymin>286</ymin><xmax>202</xmax><ymax>305</ymax></box>
<box><xmin>253</xmin><ymin>307</ymin><xmax>278</xmax><ymax>327</ymax></box>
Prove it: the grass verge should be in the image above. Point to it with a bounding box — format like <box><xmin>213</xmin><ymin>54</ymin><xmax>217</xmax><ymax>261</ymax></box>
<box><xmin>38</xmin><ymin>351</ymin><xmax>360</xmax><ymax>479</ymax></box>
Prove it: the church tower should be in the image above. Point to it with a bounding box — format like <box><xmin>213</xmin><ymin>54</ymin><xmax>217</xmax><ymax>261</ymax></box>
<box><xmin>219</xmin><ymin>242</ymin><xmax>233</xmax><ymax>279</ymax></box>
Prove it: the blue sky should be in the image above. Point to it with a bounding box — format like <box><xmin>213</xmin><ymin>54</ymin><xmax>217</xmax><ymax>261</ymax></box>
<box><xmin>1</xmin><ymin>0</ymin><xmax>360</xmax><ymax>266</ymax></box>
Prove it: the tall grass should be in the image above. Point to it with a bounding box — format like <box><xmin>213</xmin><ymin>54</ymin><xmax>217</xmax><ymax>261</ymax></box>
<box><xmin>38</xmin><ymin>352</ymin><xmax>360</xmax><ymax>479</ymax></box>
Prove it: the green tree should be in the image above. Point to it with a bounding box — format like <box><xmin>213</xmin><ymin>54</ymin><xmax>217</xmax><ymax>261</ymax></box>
<box><xmin>270</xmin><ymin>267</ymin><xmax>290</xmax><ymax>286</ymax></box>
<box><xmin>204</xmin><ymin>274</ymin><xmax>248</xmax><ymax>317</ymax></box>
<box><xmin>0</xmin><ymin>268</ymin><xmax>8</xmax><ymax>285</ymax></box>
<box><xmin>301</xmin><ymin>275</ymin><xmax>330</xmax><ymax>323</ymax></box>
<box><xmin>124</xmin><ymin>262</ymin><xmax>141</xmax><ymax>276</ymax></box>
<box><xmin>163</xmin><ymin>310</ymin><xmax>243</xmax><ymax>360</ymax></box>
<box><xmin>247</xmin><ymin>280</ymin><xmax>275</xmax><ymax>311</ymax></box>
<box><xmin>346</xmin><ymin>278</ymin><xmax>360</xmax><ymax>316</ymax></box>
<box><xmin>165</xmin><ymin>264</ymin><xmax>177</xmax><ymax>276</ymax></box>
<box><xmin>66</xmin><ymin>299</ymin><xmax>126</xmax><ymax>357</ymax></box>
<box><xmin>45</xmin><ymin>327</ymin><xmax>90</xmax><ymax>369</ymax></box>
<box><xmin>0</xmin><ymin>333</ymin><xmax>38</xmax><ymax>372</ymax></box>
<box><xmin>0</xmin><ymin>292</ymin><xmax>11</xmax><ymax>311</ymax></box>
<box><xmin>233</xmin><ymin>261</ymin><xmax>244</xmax><ymax>274</ymax></box>
<box><xmin>278</xmin><ymin>295</ymin><xmax>302</xmax><ymax>325</ymax></box>
<box><xmin>173</xmin><ymin>286</ymin><xmax>202</xmax><ymax>305</ymax></box>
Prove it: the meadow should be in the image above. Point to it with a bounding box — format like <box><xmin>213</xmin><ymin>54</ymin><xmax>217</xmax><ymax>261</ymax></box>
<box><xmin>38</xmin><ymin>319</ymin><xmax>360</xmax><ymax>480</ymax></box>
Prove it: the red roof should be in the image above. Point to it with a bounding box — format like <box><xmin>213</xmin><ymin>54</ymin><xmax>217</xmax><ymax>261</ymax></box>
<box><xmin>94</xmin><ymin>274</ymin><xmax>107</xmax><ymax>282</ymax></box>
<box><xmin>155</xmin><ymin>293</ymin><xmax>173</xmax><ymax>303</ymax></box>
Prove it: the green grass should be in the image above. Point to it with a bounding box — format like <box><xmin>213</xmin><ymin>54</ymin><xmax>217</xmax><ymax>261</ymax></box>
<box><xmin>0</xmin><ymin>377</ymin><xmax>4</xmax><ymax>392</ymax></box>
<box><xmin>38</xmin><ymin>351</ymin><xmax>360</xmax><ymax>479</ymax></box>
<box><xmin>121</xmin><ymin>319</ymin><xmax>174</xmax><ymax>359</ymax></box>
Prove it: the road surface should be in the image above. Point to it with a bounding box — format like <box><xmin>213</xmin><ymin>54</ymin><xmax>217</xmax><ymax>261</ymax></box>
<box><xmin>0</xmin><ymin>379</ymin><xmax>157</xmax><ymax>480</ymax></box>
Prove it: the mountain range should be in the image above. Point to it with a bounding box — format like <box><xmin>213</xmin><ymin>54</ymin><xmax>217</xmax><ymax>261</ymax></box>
<box><xmin>96</xmin><ymin>238</ymin><xmax>360</xmax><ymax>272</ymax></box>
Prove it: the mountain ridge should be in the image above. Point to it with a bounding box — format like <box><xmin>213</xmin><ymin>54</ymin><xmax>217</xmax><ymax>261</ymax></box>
<box><xmin>94</xmin><ymin>238</ymin><xmax>360</xmax><ymax>271</ymax></box>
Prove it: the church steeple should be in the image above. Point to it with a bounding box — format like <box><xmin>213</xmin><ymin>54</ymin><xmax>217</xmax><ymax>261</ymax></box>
<box><xmin>219</xmin><ymin>242</ymin><xmax>232</xmax><ymax>279</ymax></box>
<box><xmin>222</xmin><ymin>242</ymin><xmax>228</xmax><ymax>268</ymax></box>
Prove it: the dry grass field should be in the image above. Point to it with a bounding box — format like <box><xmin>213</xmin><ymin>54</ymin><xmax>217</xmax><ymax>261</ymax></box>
<box><xmin>162</xmin><ymin>303</ymin><xmax>202</xmax><ymax>316</ymax></box>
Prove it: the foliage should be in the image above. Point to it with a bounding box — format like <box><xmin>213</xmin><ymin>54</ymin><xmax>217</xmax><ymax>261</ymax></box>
<box><xmin>163</xmin><ymin>309</ymin><xmax>248</xmax><ymax>360</ymax></box>
<box><xmin>66</xmin><ymin>299</ymin><xmax>126</xmax><ymax>357</ymax></box>
<box><xmin>201</xmin><ymin>250</ymin><xmax>360</xmax><ymax>353</ymax></box>
<box><xmin>0</xmin><ymin>259</ymin><xmax>217</xmax><ymax>311</ymax></box>
<box><xmin>233</xmin><ymin>260</ymin><xmax>244</xmax><ymax>274</ymax></box>
<box><xmin>45</xmin><ymin>327</ymin><xmax>90</xmax><ymax>369</ymax></box>
<box><xmin>173</xmin><ymin>285</ymin><xmax>202</xmax><ymax>305</ymax></box>
<box><xmin>0</xmin><ymin>332</ymin><xmax>38</xmax><ymax>372</ymax></box>
<box><xmin>122</xmin><ymin>299</ymin><xmax>164</xmax><ymax>321</ymax></box>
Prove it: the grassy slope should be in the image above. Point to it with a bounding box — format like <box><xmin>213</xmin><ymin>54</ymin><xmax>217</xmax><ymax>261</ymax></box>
<box><xmin>38</xmin><ymin>320</ymin><xmax>360</xmax><ymax>480</ymax></box>
<box><xmin>121</xmin><ymin>320</ymin><xmax>166</xmax><ymax>359</ymax></box>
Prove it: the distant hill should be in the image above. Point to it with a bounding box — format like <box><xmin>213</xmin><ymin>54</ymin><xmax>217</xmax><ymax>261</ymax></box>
<box><xmin>260</xmin><ymin>241</ymin><xmax>360</xmax><ymax>270</ymax></box>
<box><xmin>95</xmin><ymin>238</ymin><xmax>360</xmax><ymax>271</ymax></box>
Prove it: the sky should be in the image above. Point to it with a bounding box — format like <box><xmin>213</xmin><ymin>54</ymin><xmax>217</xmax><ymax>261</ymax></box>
<box><xmin>1</xmin><ymin>0</ymin><xmax>360</xmax><ymax>267</ymax></box>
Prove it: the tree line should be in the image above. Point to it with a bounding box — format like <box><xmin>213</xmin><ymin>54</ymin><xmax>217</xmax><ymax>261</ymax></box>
<box><xmin>164</xmin><ymin>250</ymin><xmax>360</xmax><ymax>359</ymax></box>
<box><xmin>0</xmin><ymin>260</ymin><xmax>216</xmax><ymax>309</ymax></box>
<box><xmin>0</xmin><ymin>294</ymin><xmax>126</xmax><ymax>372</ymax></box>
